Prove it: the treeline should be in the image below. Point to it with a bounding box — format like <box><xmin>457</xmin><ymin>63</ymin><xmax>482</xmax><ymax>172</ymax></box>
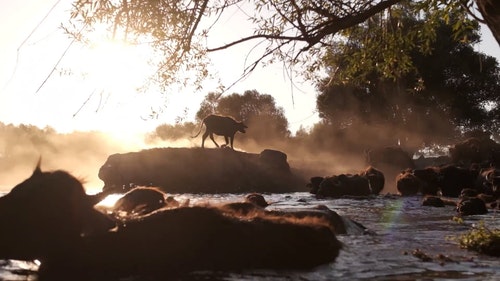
<box><xmin>0</xmin><ymin>123</ymin><xmax>145</xmax><ymax>190</ymax></box>
<box><xmin>149</xmin><ymin>16</ymin><xmax>500</xmax><ymax>159</ymax></box>
<box><xmin>3</xmin><ymin>9</ymin><xmax>500</xmax><ymax>187</ymax></box>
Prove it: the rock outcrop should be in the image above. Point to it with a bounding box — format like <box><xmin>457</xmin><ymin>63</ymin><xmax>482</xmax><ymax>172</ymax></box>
<box><xmin>98</xmin><ymin>147</ymin><xmax>307</xmax><ymax>194</ymax></box>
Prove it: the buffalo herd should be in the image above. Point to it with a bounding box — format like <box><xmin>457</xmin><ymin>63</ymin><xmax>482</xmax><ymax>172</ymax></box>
<box><xmin>1</xmin><ymin>136</ymin><xmax>500</xmax><ymax>278</ymax></box>
<box><xmin>308</xmin><ymin>137</ymin><xmax>500</xmax><ymax>216</ymax></box>
<box><xmin>0</xmin><ymin>165</ymin><xmax>347</xmax><ymax>279</ymax></box>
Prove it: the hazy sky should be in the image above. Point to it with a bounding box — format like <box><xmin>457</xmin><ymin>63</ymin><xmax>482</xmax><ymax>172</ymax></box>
<box><xmin>1</xmin><ymin>0</ymin><xmax>499</xmax><ymax>135</ymax></box>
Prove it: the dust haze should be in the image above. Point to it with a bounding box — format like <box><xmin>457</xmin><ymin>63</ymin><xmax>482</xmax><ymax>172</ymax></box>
<box><xmin>1</xmin><ymin>113</ymin><xmax>451</xmax><ymax>195</ymax></box>
<box><xmin>148</xmin><ymin>116</ymin><xmax>451</xmax><ymax>194</ymax></box>
<box><xmin>0</xmin><ymin>123</ymin><xmax>198</xmax><ymax>194</ymax></box>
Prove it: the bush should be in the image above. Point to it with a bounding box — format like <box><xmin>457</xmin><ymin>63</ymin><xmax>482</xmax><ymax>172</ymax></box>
<box><xmin>452</xmin><ymin>220</ymin><xmax>500</xmax><ymax>257</ymax></box>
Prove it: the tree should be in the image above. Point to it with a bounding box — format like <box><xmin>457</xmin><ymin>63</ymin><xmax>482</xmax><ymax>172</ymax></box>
<box><xmin>67</xmin><ymin>0</ymin><xmax>486</xmax><ymax>90</ymax></box>
<box><xmin>316</xmin><ymin>10</ymin><xmax>500</xmax><ymax>150</ymax></box>
<box><xmin>475</xmin><ymin>0</ymin><xmax>500</xmax><ymax>46</ymax></box>
<box><xmin>146</xmin><ymin>122</ymin><xmax>197</xmax><ymax>142</ymax></box>
<box><xmin>196</xmin><ymin>90</ymin><xmax>290</xmax><ymax>143</ymax></box>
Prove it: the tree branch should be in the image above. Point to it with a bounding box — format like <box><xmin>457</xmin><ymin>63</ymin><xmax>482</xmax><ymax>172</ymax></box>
<box><xmin>208</xmin><ymin>0</ymin><xmax>404</xmax><ymax>54</ymax></box>
<box><xmin>304</xmin><ymin>0</ymin><xmax>403</xmax><ymax>50</ymax></box>
<box><xmin>207</xmin><ymin>33</ymin><xmax>308</xmax><ymax>52</ymax></box>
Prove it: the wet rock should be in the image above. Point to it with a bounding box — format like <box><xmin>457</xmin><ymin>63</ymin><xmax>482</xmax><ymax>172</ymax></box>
<box><xmin>98</xmin><ymin>147</ymin><xmax>307</xmax><ymax>194</ymax></box>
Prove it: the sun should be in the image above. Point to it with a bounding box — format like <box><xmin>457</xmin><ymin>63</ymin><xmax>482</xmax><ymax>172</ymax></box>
<box><xmin>75</xmin><ymin>38</ymin><xmax>153</xmax><ymax>93</ymax></box>
<box><xmin>56</xmin><ymin>37</ymin><xmax>175</xmax><ymax>133</ymax></box>
<box><xmin>75</xmin><ymin>38</ymin><xmax>210</xmax><ymax>128</ymax></box>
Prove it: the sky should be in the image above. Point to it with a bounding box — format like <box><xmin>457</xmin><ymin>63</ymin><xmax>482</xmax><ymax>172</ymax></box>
<box><xmin>1</xmin><ymin>0</ymin><xmax>500</xmax><ymax>136</ymax></box>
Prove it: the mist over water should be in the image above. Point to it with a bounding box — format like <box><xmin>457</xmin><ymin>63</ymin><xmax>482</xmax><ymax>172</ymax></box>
<box><xmin>0</xmin><ymin>120</ymin><xmax>412</xmax><ymax>195</ymax></box>
<box><xmin>1</xmin><ymin>122</ymin><xmax>499</xmax><ymax>280</ymax></box>
<box><xmin>0</xmin><ymin>127</ymin><xmax>198</xmax><ymax>193</ymax></box>
<box><xmin>0</xmin><ymin>193</ymin><xmax>498</xmax><ymax>280</ymax></box>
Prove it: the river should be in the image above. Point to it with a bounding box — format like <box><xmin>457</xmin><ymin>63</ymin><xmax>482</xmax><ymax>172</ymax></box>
<box><xmin>0</xmin><ymin>192</ymin><xmax>499</xmax><ymax>280</ymax></box>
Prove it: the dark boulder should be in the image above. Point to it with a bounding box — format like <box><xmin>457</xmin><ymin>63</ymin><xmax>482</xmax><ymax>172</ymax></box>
<box><xmin>98</xmin><ymin>147</ymin><xmax>307</xmax><ymax>194</ymax></box>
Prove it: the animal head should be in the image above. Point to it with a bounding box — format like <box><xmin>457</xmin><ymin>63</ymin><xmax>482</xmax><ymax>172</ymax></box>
<box><xmin>113</xmin><ymin>187</ymin><xmax>167</xmax><ymax>217</ymax></box>
<box><xmin>237</xmin><ymin>121</ymin><xmax>248</xmax><ymax>133</ymax></box>
<box><xmin>0</xmin><ymin>163</ymin><xmax>114</xmax><ymax>260</ymax></box>
<box><xmin>480</xmin><ymin>167</ymin><xmax>500</xmax><ymax>196</ymax></box>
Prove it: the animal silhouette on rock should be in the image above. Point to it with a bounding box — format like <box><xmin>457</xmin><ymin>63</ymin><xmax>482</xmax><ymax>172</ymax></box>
<box><xmin>192</xmin><ymin>114</ymin><xmax>247</xmax><ymax>149</ymax></box>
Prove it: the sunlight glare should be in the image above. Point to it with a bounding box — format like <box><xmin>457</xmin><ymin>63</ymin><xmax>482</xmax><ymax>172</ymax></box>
<box><xmin>78</xmin><ymin>39</ymin><xmax>152</xmax><ymax>93</ymax></box>
<box><xmin>96</xmin><ymin>193</ymin><xmax>124</xmax><ymax>209</ymax></box>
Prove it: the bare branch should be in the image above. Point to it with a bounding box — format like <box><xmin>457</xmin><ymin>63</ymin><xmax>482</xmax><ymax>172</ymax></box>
<box><xmin>207</xmin><ymin>33</ymin><xmax>307</xmax><ymax>52</ymax></box>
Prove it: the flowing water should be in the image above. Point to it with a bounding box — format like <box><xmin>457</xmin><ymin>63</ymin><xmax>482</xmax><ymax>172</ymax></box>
<box><xmin>0</xmin><ymin>192</ymin><xmax>499</xmax><ymax>281</ymax></box>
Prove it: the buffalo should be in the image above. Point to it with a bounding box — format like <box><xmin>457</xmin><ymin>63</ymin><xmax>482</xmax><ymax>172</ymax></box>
<box><xmin>359</xmin><ymin>166</ymin><xmax>385</xmax><ymax>195</ymax></box>
<box><xmin>475</xmin><ymin>167</ymin><xmax>500</xmax><ymax>196</ymax></box>
<box><xmin>412</xmin><ymin>167</ymin><xmax>440</xmax><ymax>195</ymax></box>
<box><xmin>399</xmin><ymin>164</ymin><xmax>478</xmax><ymax>197</ymax></box>
<box><xmin>317</xmin><ymin>174</ymin><xmax>371</xmax><ymax>198</ymax></box>
<box><xmin>0</xmin><ymin>164</ymin><xmax>115</xmax><ymax>261</ymax></box>
<box><xmin>456</xmin><ymin>197</ymin><xmax>488</xmax><ymax>216</ymax></box>
<box><xmin>308</xmin><ymin>167</ymin><xmax>384</xmax><ymax>197</ymax></box>
<box><xmin>396</xmin><ymin>170</ymin><xmax>421</xmax><ymax>196</ymax></box>
<box><xmin>192</xmin><ymin>114</ymin><xmax>248</xmax><ymax>149</ymax></box>
<box><xmin>307</xmin><ymin>176</ymin><xmax>325</xmax><ymax>194</ymax></box>
<box><xmin>112</xmin><ymin>187</ymin><xmax>178</xmax><ymax>217</ymax></box>
<box><xmin>220</xmin><ymin>195</ymin><xmax>369</xmax><ymax>236</ymax></box>
<box><xmin>0</xmin><ymin>165</ymin><xmax>341</xmax><ymax>278</ymax></box>
<box><xmin>438</xmin><ymin>164</ymin><xmax>478</xmax><ymax>197</ymax></box>
<box><xmin>422</xmin><ymin>196</ymin><xmax>445</xmax><ymax>207</ymax></box>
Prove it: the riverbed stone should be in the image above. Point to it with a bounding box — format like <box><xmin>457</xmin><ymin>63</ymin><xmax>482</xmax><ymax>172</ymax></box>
<box><xmin>98</xmin><ymin>147</ymin><xmax>307</xmax><ymax>194</ymax></box>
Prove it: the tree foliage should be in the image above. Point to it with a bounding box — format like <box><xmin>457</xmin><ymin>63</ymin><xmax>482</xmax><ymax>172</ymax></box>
<box><xmin>146</xmin><ymin>122</ymin><xmax>197</xmax><ymax>142</ymax></box>
<box><xmin>67</xmin><ymin>0</ymin><xmax>484</xmax><ymax>90</ymax></box>
<box><xmin>316</xmin><ymin>11</ymin><xmax>500</xmax><ymax>150</ymax></box>
<box><xmin>196</xmin><ymin>90</ymin><xmax>290</xmax><ymax>142</ymax></box>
